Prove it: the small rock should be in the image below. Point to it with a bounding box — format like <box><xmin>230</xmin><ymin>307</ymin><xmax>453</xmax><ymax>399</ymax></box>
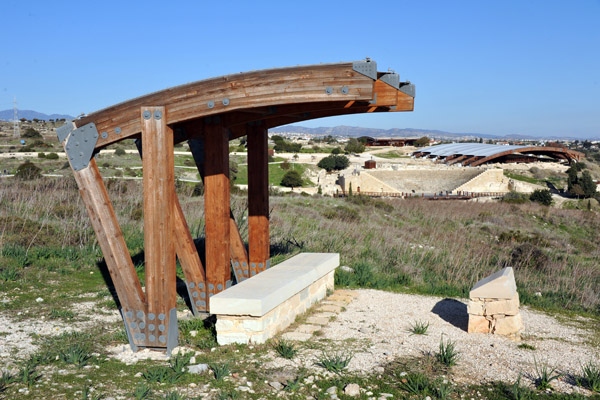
<box><xmin>187</xmin><ymin>364</ymin><xmax>209</xmax><ymax>374</ymax></box>
<box><xmin>134</xmin><ymin>372</ymin><xmax>142</xmax><ymax>377</ymax></box>
<box><xmin>534</xmin><ymin>292</ymin><xmax>542</xmax><ymax>297</ymax></box>
<box><xmin>326</xmin><ymin>386</ymin><xmax>338</xmax><ymax>395</ymax></box>
<box><xmin>189</xmin><ymin>383</ymin><xmax>197</xmax><ymax>387</ymax></box>
<box><xmin>380</xmin><ymin>394</ymin><xmax>394</xmax><ymax>398</ymax></box>
<box><xmin>344</xmin><ymin>383</ymin><xmax>361</xmax><ymax>397</ymax></box>
<box><xmin>190</xmin><ymin>356</ymin><xmax>196</xmax><ymax>364</ymax></box>
<box><xmin>340</xmin><ymin>266</ymin><xmax>354</xmax><ymax>273</ymax></box>
<box><xmin>35</xmin><ymin>297</ymin><xmax>44</xmax><ymax>303</ymax></box>
<box><xmin>190</xmin><ymin>330</ymin><xmax>198</xmax><ymax>337</ymax></box>
<box><xmin>232</xmin><ymin>372</ymin><xmax>239</xmax><ymax>378</ymax></box>
<box><xmin>269</xmin><ymin>381</ymin><xmax>283</xmax><ymax>390</ymax></box>
<box><xmin>237</xmin><ymin>386</ymin><xmax>251</xmax><ymax>392</ymax></box>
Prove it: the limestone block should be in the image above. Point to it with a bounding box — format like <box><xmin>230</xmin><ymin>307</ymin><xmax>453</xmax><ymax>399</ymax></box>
<box><xmin>467</xmin><ymin>300</ymin><xmax>484</xmax><ymax>315</ymax></box>
<box><xmin>243</xmin><ymin>319</ymin><xmax>266</xmax><ymax>332</ymax></box>
<box><xmin>307</xmin><ymin>316</ymin><xmax>330</xmax><ymax>325</ymax></box>
<box><xmin>216</xmin><ymin>318</ymin><xmax>236</xmax><ymax>331</ymax></box>
<box><xmin>217</xmin><ymin>333</ymin><xmax>250</xmax><ymax>345</ymax></box>
<box><xmin>484</xmin><ymin>292</ymin><xmax>520</xmax><ymax>316</ymax></box>
<box><xmin>469</xmin><ymin>267</ymin><xmax>516</xmax><ymax>299</ymax></box>
<box><xmin>320</xmin><ymin>304</ymin><xmax>342</xmax><ymax>313</ymax></box>
<box><xmin>468</xmin><ymin>314</ymin><xmax>490</xmax><ymax>333</ymax></box>
<box><xmin>493</xmin><ymin>313</ymin><xmax>522</xmax><ymax>335</ymax></box>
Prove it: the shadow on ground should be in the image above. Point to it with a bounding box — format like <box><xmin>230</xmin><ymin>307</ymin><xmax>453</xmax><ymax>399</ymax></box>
<box><xmin>431</xmin><ymin>298</ymin><xmax>468</xmax><ymax>332</ymax></box>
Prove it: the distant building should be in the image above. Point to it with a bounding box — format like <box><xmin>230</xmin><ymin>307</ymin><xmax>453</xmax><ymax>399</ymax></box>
<box><xmin>360</xmin><ymin>136</ymin><xmax>418</xmax><ymax>147</ymax></box>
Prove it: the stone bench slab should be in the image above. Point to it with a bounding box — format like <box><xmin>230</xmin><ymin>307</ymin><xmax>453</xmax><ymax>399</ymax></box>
<box><xmin>210</xmin><ymin>253</ymin><xmax>339</xmax><ymax>317</ymax></box>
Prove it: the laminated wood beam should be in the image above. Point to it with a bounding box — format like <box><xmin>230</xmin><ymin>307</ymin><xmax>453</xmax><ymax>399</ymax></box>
<box><xmin>141</xmin><ymin>107</ymin><xmax>178</xmax><ymax>352</ymax></box>
<box><xmin>188</xmin><ymin>135</ymin><xmax>249</xmax><ymax>283</ymax></box>
<box><xmin>247</xmin><ymin>123</ymin><xmax>270</xmax><ymax>276</ymax></box>
<box><xmin>203</xmin><ymin>123</ymin><xmax>232</xmax><ymax>297</ymax></box>
<box><xmin>68</xmin><ymin>157</ymin><xmax>146</xmax><ymax>349</ymax></box>
<box><xmin>134</xmin><ymin>139</ymin><xmax>207</xmax><ymax>315</ymax></box>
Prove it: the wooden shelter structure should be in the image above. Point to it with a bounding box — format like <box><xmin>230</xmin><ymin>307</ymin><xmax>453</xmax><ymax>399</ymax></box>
<box><xmin>56</xmin><ymin>59</ymin><xmax>415</xmax><ymax>353</ymax></box>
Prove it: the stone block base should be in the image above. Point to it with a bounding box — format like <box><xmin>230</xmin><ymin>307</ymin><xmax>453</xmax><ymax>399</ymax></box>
<box><xmin>215</xmin><ymin>270</ymin><xmax>335</xmax><ymax>345</ymax></box>
<box><xmin>468</xmin><ymin>292</ymin><xmax>522</xmax><ymax>337</ymax></box>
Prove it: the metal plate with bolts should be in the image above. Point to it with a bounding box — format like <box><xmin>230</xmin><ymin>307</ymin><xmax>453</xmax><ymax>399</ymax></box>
<box><xmin>154</xmin><ymin>110</ymin><xmax>162</xmax><ymax>120</ymax></box>
<box><xmin>166</xmin><ymin>308</ymin><xmax>179</xmax><ymax>356</ymax></box>
<box><xmin>56</xmin><ymin>121</ymin><xmax>74</xmax><ymax>143</ymax></box>
<box><xmin>143</xmin><ymin>110</ymin><xmax>152</xmax><ymax>120</ymax></box>
<box><xmin>352</xmin><ymin>59</ymin><xmax>378</xmax><ymax>80</ymax></box>
<box><xmin>65</xmin><ymin>123</ymin><xmax>99</xmax><ymax>171</ymax></box>
<box><xmin>381</xmin><ymin>73</ymin><xmax>400</xmax><ymax>89</ymax></box>
<box><xmin>399</xmin><ymin>83</ymin><xmax>416</xmax><ymax>98</ymax></box>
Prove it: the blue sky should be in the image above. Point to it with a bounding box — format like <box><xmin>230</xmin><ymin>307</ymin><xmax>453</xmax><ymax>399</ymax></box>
<box><xmin>1</xmin><ymin>1</ymin><xmax>598</xmax><ymax>138</ymax></box>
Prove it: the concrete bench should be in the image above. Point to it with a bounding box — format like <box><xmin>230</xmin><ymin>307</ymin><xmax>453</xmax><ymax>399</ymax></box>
<box><xmin>210</xmin><ymin>253</ymin><xmax>339</xmax><ymax>345</ymax></box>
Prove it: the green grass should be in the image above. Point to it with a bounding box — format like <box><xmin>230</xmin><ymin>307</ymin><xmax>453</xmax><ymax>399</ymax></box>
<box><xmin>436</xmin><ymin>337</ymin><xmax>459</xmax><ymax>367</ymax></box>
<box><xmin>234</xmin><ymin>162</ymin><xmax>308</xmax><ymax>186</ymax></box>
<box><xmin>534</xmin><ymin>358</ymin><xmax>563</xmax><ymax>391</ymax></box>
<box><xmin>504</xmin><ymin>170</ymin><xmax>541</xmax><ymax>184</ymax></box>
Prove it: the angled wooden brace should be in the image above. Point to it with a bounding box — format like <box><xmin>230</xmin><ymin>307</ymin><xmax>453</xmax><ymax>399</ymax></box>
<box><xmin>58</xmin><ymin>122</ymin><xmax>146</xmax><ymax>352</ymax></box>
<box><xmin>188</xmin><ymin>133</ymin><xmax>250</xmax><ymax>284</ymax></box>
<box><xmin>134</xmin><ymin>138</ymin><xmax>208</xmax><ymax>316</ymax></box>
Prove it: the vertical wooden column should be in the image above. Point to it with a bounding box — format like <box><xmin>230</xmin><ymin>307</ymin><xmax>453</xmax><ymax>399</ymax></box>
<box><xmin>247</xmin><ymin>123</ymin><xmax>270</xmax><ymax>276</ymax></box>
<box><xmin>188</xmin><ymin>136</ymin><xmax>249</xmax><ymax>283</ymax></box>
<box><xmin>141</xmin><ymin>107</ymin><xmax>177</xmax><ymax>352</ymax></box>
<box><xmin>134</xmin><ymin>139</ymin><xmax>207</xmax><ymax>316</ymax></box>
<box><xmin>203</xmin><ymin>121</ymin><xmax>231</xmax><ymax>298</ymax></box>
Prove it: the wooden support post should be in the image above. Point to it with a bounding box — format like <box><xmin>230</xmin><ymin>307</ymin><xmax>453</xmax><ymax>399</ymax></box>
<box><xmin>134</xmin><ymin>139</ymin><xmax>207</xmax><ymax>315</ymax></box>
<box><xmin>247</xmin><ymin>123</ymin><xmax>270</xmax><ymax>276</ymax></box>
<box><xmin>141</xmin><ymin>107</ymin><xmax>177</xmax><ymax>352</ymax></box>
<box><xmin>203</xmin><ymin>122</ymin><xmax>232</xmax><ymax>298</ymax></box>
<box><xmin>188</xmin><ymin>137</ymin><xmax>249</xmax><ymax>283</ymax></box>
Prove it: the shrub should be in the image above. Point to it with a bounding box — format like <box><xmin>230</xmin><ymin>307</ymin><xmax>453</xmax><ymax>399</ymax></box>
<box><xmin>281</xmin><ymin>170</ymin><xmax>303</xmax><ymax>189</ymax></box>
<box><xmin>502</xmin><ymin>191</ymin><xmax>529</xmax><ymax>204</ymax></box>
<box><xmin>209</xmin><ymin>363</ymin><xmax>230</xmax><ymax>380</ymax></box>
<box><xmin>114</xmin><ymin>147</ymin><xmax>126</xmax><ymax>156</ymax></box>
<box><xmin>414</xmin><ymin>136</ymin><xmax>430</xmax><ymax>147</ymax></box>
<box><xmin>529</xmin><ymin>189</ymin><xmax>552</xmax><ymax>206</ymax></box>
<box><xmin>37</xmin><ymin>152</ymin><xmax>46</xmax><ymax>158</ymax></box>
<box><xmin>344</xmin><ymin>138</ymin><xmax>365</xmax><ymax>153</ymax></box>
<box><xmin>46</xmin><ymin>152</ymin><xmax>59</xmax><ymax>160</ymax></box>
<box><xmin>317</xmin><ymin>154</ymin><xmax>350</xmax><ymax>172</ymax></box>
<box><xmin>331</xmin><ymin>147</ymin><xmax>342</xmax><ymax>154</ymax></box>
<box><xmin>23</xmin><ymin>127</ymin><xmax>42</xmax><ymax>138</ymax></box>
<box><xmin>280</xmin><ymin>160</ymin><xmax>291</xmax><ymax>170</ymax></box>
<box><xmin>15</xmin><ymin>161</ymin><xmax>42</xmax><ymax>180</ymax></box>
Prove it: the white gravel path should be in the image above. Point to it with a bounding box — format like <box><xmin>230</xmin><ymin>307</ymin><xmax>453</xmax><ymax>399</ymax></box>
<box><xmin>266</xmin><ymin>289</ymin><xmax>598</xmax><ymax>394</ymax></box>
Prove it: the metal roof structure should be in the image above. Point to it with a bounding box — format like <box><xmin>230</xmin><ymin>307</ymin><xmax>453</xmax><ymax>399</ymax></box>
<box><xmin>413</xmin><ymin>143</ymin><xmax>583</xmax><ymax>166</ymax></box>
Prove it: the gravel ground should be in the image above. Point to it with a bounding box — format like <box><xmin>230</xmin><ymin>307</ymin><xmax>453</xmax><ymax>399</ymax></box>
<box><xmin>266</xmin><ymin>289</ymin><xmax>598</xmax><ymax>394</ymax></box>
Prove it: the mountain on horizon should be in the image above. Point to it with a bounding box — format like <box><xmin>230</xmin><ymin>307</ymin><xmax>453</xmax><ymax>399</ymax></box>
<box><xmin>270</xmin><ymin>124</ymin><xmax>599</xmax><ymax>141</ymax></box>
<box><xmin>0</xmin><ymin>109</ymin><xmax>75</xmax><ymax>121</ymax></box>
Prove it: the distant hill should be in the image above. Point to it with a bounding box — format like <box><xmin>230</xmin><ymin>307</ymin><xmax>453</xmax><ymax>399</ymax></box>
<box><xmin>270</xmin><ymin>124</ymin><xmax>599</xmax><ymax>141</ymax></box>
<box><xmin>270</xmin><ymin>125</ymin><xmax>500</xmax><ymax>140</ymax></box>
<box><xmin>0</xmin><ymin>109</ymin><xmax>75</xmax><ymax>121</ymax></box>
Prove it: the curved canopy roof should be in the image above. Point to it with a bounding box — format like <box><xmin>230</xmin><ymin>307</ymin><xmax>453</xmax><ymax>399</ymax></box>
<box><xmin>414</xmin><ymin>143</ymin><xmax>583</xmax><ymax>166</ymax></box>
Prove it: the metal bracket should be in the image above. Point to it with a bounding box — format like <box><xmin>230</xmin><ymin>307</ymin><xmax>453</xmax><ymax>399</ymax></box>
<box><xmin>166</xmin><ymin>308</ymin><xmax>178</xmax><ymax>356</ymax></box>
<box><xmin>399</xmin><ymin>83</ymin><xmax>416</xmax><ymax>98</ymax></box>
<box><xmin>65</xmin><ymin>123</ymin><xmax>99</xmax><ymax>171</ymax></box>
<box><xmin>369</xmin><ymin>93</ymin><xmax>378</xmax><ymax>105</ymax></box>
<box><xmin>120</xmin><ymin>309</ymin><xmax>139</xmax><ymax>352</ymax></box>
<box><xmin>352</xmin><ymin>59</ymin><xmax>378</xmax><ymax>80</ymax></box>
<box><xmin>56</xmin><ymin>121</ymin><xmax>74</xmax><ymax>143</ymax></box>
<box><xmin>380</xmin><ymin>73</ymin><xmax>400</xmax><ymax>89</ymax></box>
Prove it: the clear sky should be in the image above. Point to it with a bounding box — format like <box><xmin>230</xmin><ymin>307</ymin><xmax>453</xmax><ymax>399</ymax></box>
<box><xmin>1</xmin><ymin>0</ymin><xmax>598</xmax><ymax>138</ymax></box>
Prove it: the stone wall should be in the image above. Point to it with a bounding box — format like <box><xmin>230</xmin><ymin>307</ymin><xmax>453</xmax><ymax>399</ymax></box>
<box><xmin>215</xmin><ymin>271</ymin><xmax>334</xmax><ymax>345</ymax></box>
<box><xmin>453</xmin><ymin>169</ymin><xmax>509</xmax><ymax>193</ymax></box>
